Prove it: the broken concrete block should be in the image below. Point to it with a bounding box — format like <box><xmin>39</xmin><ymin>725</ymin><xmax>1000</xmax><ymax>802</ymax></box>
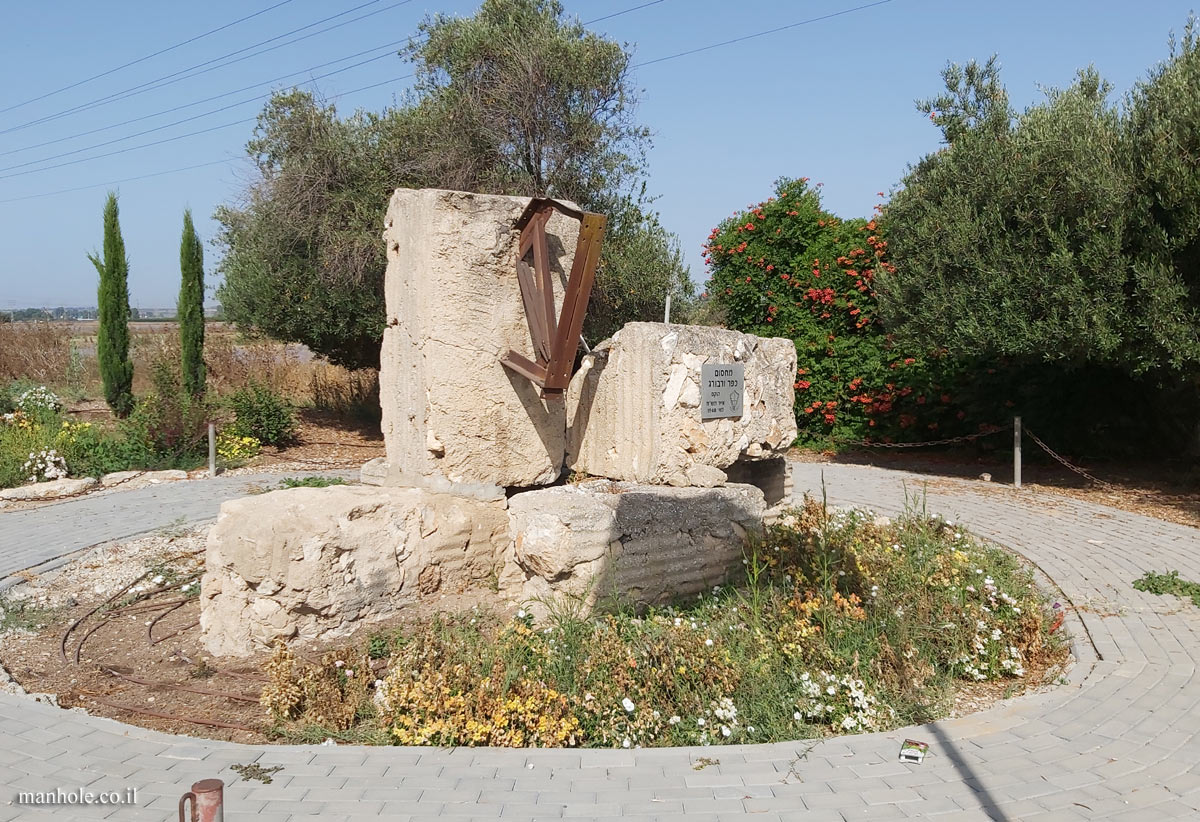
<box><xmin>199</xmin><ymin>485</ymin><xmax>509</xmax><ymax>656</ymax></box>
<box><xmin>499</xmin><ymin>479</ymin><xmax>765</xmax><ymax>615</ymax></box>
<box><xmin>378</xmin><ymin>188</ymin><xmax>580</xmax><ymax>488</ymax></box>
<box><xmin>566</xmin><ymin>322</ymin><xmax>798</xmax><ymax>485</ymax></box>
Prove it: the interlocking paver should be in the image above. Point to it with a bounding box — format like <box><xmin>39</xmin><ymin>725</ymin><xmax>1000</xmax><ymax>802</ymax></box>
<box><xmin>1</xmin><ymin>462</ymin><xmax>1199</xmax><ymax>818</ymax></box>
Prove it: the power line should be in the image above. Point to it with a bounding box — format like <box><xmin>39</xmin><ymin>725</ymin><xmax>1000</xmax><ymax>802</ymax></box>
<box><xmin>0</xmin><ymin>72</ymin><xmax>422</xmax><ymax>205</ymax></box>
<box><xmin>0</xmin><ymin>40</ymin><xmax>407</xmax><ymax>159</ymax></box>
<box><xmin>0</xmin><ymin>120</ymin><xmax>255</xmax><ymax>182</ymax></box>
<box><xmin>0</xmin><ymin>48</ymin><xmax>406</xmax><ymax>174</ymax></box>
<box><xmin>1</xmin><ymin>0</ymin><xmax>412</xmax><ymax>137</ymax></box>
<box><xmin>0</xmin><ymin>0</ymin><xmax>298</xmax><ymax>115</ymax></box>
<box><xmin>0</xmin><ymin>71</ymin><xmax>419</xmax><ymax>186</ymax></box>
<box><xmin>634</xmin><ymin>0</ymin><xmax>893</xmax><ymax>67</ymax></box>
<box><xmin>0</xmin><ymin>0</ymin><xmax>668</xmax><ymax>179</ymax></box>
<box><xmin>584</xmin><ymin>0</ymin><xmax>666</xmax><ymax>25</ymax></box>
<box><xmin>0</xmin><ymin>159</ymin><xmax>236</xmax><ymax>206</ymax></box>
<box><xmin>0</xmin><ymin>0</ymin><xmax>674</xmax><ymax>200</ymax></box>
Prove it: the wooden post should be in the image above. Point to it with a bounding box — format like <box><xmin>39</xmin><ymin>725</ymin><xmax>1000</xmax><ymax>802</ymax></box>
<box><xmin>208</xmin><ymin>423</ymin><xmax>216</xmax><ymax>477</ymax></box>
<box><xmin>1013</xmin><ymin>416</ymin><xmax>1022</xmax><ymax>489</ymax></box>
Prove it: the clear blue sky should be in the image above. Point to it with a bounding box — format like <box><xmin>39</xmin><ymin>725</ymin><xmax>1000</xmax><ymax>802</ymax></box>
<box><xmin>0</xmin><ymin>0</ymin><xmax>1193</xmax><ymax>310</ymax></box>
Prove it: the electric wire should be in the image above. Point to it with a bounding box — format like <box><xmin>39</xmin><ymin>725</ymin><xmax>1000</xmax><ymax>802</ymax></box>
<box><xmin>0</xmin><ymin>0</ymin><xmax>669</xmax><ymax>179</ymax></box>
<box><xmin>634</xmin><ymin>0</ymin><xmax>894</xmax><ymax>67</ymax></box>
<box><xmin>0</xmin><ymin>40</ymin><xmax>408</xmax><ymax>159</ymax></box>
<box><xmin>0</xmin><ymin>0</ymin><xmax>412</xmax><ymax>136</ymax></box>
<box><xmin>0</xmin><ymin>0</ymin><xmax>298</xmax><ymax>115</ymax></box>
<box><xmin>0</xmin><ymin>48</ymin><xmax>406</xmax><ymax>173</ymax></box>
<box><xmin>1</xmin><ymin>0</ymin><xmax>657</xmax><ymax>158</ymax></box>
<box><xmin>0</xmin><ymin>0</ymin><xmax>892</xmax><ymax>202</ymax></box>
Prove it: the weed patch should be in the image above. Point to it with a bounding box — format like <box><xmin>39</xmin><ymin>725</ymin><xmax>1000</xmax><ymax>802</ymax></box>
<box><xmin>278</xmin><ymin>476</ymin><xmax>346</xmax><ymax>489</ymax></box>
<box><xmin>259</xmin><ymin>496</ymin><xmax>1065</xmax><ymax>748</ymax></box>
<box><xmin>1132</xmin><ymin>570</ymin><xmax>1200</xmax><ymax>607</ymax></box>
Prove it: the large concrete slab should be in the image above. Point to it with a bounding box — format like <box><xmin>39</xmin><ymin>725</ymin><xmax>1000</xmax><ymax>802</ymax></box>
<box><xmin>500</xmin><ymin>479</ymin><xmax>766</xmax><ymax>614</ymax></box>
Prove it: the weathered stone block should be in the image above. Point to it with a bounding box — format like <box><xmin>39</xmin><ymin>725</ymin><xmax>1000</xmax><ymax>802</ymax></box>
<box><xmin>566</xmin><ymin>322</ymin><xmax>797</xmax><ymax>485</ymax></box>
<box><xmin>379</xmin><ymin>188</ymin><xmax>580</xmax><ymax>488</ymax></box>
<box><xmin>499</xmin><ymin>480</ymin><xmax>765</xmax><ymax>614</ymax></box>
<box><xmin>200</xmin><ymin>485</ymin><xmax>509</xmax><ymax>656</ymax></box>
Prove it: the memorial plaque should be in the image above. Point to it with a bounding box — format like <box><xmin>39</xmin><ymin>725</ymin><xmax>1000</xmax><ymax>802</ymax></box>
<box><xmin>700</xmin><ymin>363</ymin><xmax>744</xmax><ymax>420</ymax></box>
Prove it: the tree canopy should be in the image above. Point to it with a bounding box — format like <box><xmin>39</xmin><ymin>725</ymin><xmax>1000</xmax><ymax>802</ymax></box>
<box><xmin>216</xmin><ymin>0</ymin><xmax>691</xmax><ymax>368</ymax></box>
<box><xmin>880</xmin><ymin>30</ymin><xmax>1200</xmax><ymax>380</ymax></box>
<box><xmin>88</xmin><ymin>192</ymin><xmax>133</xmax><ymax>416</ymax></box>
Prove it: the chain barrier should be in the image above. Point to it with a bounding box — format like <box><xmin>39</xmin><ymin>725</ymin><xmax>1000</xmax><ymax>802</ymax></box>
<box><xmin>1023</xmin><ymin>428</ymin><xmax>1119</xmax><ymax>491</ymax></box>
<box><xmin>833</xmin><ymin>427</ymin><xmax>1006</xmax><ymax>449</ymax></box>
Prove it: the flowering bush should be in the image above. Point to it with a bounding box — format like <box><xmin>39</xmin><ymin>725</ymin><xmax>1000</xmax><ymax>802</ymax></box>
<box><xmin>15</xmin><ymin>386</ymin><xmax>62</xmax><ymax>418</ymax></box>
<box><xmin>21</xmin><ymin>448</ymin><xmax>68</xmax><ymax>483</ymax></box>
<box><xmin>795</xmin><ymin>671</ymin><xmax>882</xmax><ymax>732</ymax></box>
<box><xmin>259</xmin><ymin>496</ymin><xmax>1065</xmax><ymax>747</ymax></box>
<box><xmin>703</xmin><ymin>177</ymin><xmax>977</xmax><ymax>445</ymax></box>
<box><xmin>216</xmin><ymin>431</ymin><xmax>261</xmax><ymax>466</ymax></box>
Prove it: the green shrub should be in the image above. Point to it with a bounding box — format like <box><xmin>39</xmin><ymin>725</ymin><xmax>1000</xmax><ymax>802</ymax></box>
<box><xmin>0</xmin><ymin>379</ymin><xmax>40</xmax><ymax>415</ymax></box>
<box><xmin>54</xmin><ymin>419</ymin><xmax>147</xmax><ymax>478</ymax></box>
<box><xmin>120</xmin><ymin>360</ymin><xmax>210</xmax><ymax>468</ymax></box>
<box><xmin>228</xmin><ymin>382</ymin><xmax>296</xmax><ymax>446</ymax></box>
<box><xmin>216</xmin><ymin>431</ymin><xmax>261</xmax><ymax>468</ymax></box>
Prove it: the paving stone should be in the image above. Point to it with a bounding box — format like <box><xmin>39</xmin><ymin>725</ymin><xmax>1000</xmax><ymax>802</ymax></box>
<box><xmin>0</xmin><ymin>462</ymin><xmax>1198</xmax><ymax>818</ymax></box>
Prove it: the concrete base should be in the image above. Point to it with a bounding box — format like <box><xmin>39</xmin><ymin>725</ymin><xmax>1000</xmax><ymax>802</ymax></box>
<box><xmin>359</xmin><ymin>457</ymin><xmax>505</xmax><ymax>502</ymax></box>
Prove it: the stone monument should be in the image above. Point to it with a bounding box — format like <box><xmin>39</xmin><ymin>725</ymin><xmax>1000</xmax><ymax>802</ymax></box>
<box><xmin>200</xmin><ymin>188</ymin><xmax>799</xmax><ymax>656</ymax></box>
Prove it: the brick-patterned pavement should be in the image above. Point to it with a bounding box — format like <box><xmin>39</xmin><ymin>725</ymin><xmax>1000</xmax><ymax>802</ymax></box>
<box><xmin>0</xmin><ymin>462</ymin><xmax>1197</xmax><ymax>820</ymax></box>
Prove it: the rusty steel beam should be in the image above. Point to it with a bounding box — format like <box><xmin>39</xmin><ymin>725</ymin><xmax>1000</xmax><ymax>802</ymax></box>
<box><xmin>503</xmin><ymin>198</ymin><xmax>605</xmax><ymax>395</ymax></box>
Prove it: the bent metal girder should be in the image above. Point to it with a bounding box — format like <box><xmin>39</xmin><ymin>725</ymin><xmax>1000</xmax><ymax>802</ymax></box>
<box><xmin>500</xmin><ymin>197</ymin><xmax>605</xmax><ymax>395</ymax></box>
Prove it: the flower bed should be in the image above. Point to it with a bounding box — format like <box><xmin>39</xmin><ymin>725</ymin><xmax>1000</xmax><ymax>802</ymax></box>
<box><xmin>261</xmin><ymin>496</ymin><xmax>1067</xmax><ymax>747</ymax></box>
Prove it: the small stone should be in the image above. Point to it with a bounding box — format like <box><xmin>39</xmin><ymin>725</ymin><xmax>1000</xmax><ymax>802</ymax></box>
<box><xmin>144</xmin><ymin>469</ymin><xmax>189</xmax><ymax>484</ymax></box>
<box><xmin>979</xmin><ymin>473</ymin><xmax>992</xmax><ymax>482</ymax></box>
<box><xmin>100</xmin><ymin>471</ymin><xmax>142</xmax><ymax>487</ymax></box>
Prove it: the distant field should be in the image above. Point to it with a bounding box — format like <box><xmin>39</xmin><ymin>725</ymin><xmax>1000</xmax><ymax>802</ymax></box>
<box><xmin>1</xmin><ymin>320</ymin><xmax>341</xmax><ymax>402</ymax></box>
<box><xmin>65</xmin><ymin>320</ymin><xmax>232</xmax><ymax>335</ymax></box>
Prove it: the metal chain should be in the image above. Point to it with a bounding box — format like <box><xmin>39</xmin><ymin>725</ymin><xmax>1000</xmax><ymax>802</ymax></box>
<box><xmin>18</xmin><ymin>468</ymin><xmax>151</xmax><ymax>504</ymax></box>
<box><xmin>1023</xmin><ymin>428</ymin><xmax>1120</xmax><ymax>491</ymax></box>
<box><xmin>835</xmin><ymin>427</ymin><xmax>1006</xmax><ymax>449</ymax></box>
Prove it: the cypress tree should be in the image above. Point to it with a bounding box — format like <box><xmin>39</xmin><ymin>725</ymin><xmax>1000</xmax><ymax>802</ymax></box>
<box><xmin>178</xmin><ymin>209</ymin><xmax>206</xmax><ymax>396</ymax></box>
<box><xmin>87</xmin><ymin>192</ymin><xmax>133</xmax><ymax>416</ymax></box>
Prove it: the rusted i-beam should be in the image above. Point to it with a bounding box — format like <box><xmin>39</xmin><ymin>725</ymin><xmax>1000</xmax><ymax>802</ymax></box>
<box><xmin>501</xmin><ymin>198</ymin><xmax>606</xmax><ymax>394</ymax></box>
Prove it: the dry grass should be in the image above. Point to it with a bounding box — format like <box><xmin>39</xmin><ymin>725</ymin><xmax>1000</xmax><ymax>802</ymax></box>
<box><xmin>1</xmin><ymin>321</ymin><xmax>376</xmax><ymax>409</ymax></box>
<box><xmin>0</xmin><ymin>322</ymin><xmax>76</xmax><ymax>384</ymax></box>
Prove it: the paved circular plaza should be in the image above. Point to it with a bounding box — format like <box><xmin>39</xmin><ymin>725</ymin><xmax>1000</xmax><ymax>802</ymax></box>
<box><xmin>1</xmin><ymin>462</ymin><xmax>1197</xmax><ymax>821</ymax></box>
